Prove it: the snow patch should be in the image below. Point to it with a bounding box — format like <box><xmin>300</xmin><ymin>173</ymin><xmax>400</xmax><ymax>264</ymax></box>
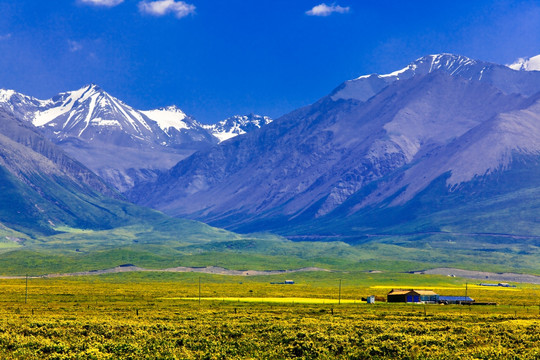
<box><xmin>213</xmin><ymin>130</ymin><xmax>244</xmax><ymax>143</ymax></box>
<box><xmin>90</xmin><ymin>118</ymin><xmax>121</xmax><ymax>127</ymax></box>
<box><xmin>508</xmin><ymin>54</ymin><xmax>540</xmax><ymax>71</ymax></box>
<box><xmin>0</xmin><ymin>89</ymin><xmax>16</xmax><ymax>102</ymax></box>
<box><xmin>78</xmin><ymin>94</ymin><xmax>98</xmax><ymax>136</ymax></box>
<box><xmin>142</xmin><ymin>106</ymin><xmax>189</xmax><ymax>133</ymax></box>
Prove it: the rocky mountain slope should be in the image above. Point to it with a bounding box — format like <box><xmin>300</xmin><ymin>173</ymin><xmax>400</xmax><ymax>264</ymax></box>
<box><xmin>0</xmin><ymin>107</ymin><xmax>132</xmax><ymax>234</ymax></box>
<box><xmin>128</xmin><ymin>54</ymin><xmax>540</xmax><ymax>238</ymax></box>
<box><xmin>0</xmin><ymin>108</ymin><xmax>115</xmax><ymax>196</ymax></box>
<box><xmin>0</xmin><ymin>86</ymin><xmax>271</xmax><ymax>191</ymax></box>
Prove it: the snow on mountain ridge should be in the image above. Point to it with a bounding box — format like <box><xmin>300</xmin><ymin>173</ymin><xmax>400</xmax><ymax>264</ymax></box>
<box><xmin>0</xmin><ymin>85</ymin><xmax>274</xmax><ymax>191</ymax></box>
<box><xmin>1</xmin><ymin>85</ymin><xmax>272</xmax><ymax>146</ymax></box>
<box><xmin>356</xmin><ymin>53</ymin><xmax>478</xmax><ymax>81</ymax></box>
<box><xmin>333</xmin><ymin>53</ymin><xmax>540</xmax><ymax>103</ymax></box>
<box><xmin>204</xmin><ymin>114</ymin><xmax>273</xmax><ymax>143</ymax></box>
<box><xmin>333</xmin><ymin>54</ymin><xmax>483</xmax><ymax>101</ymax></box>
<box><xmin>0</xmin><ymin>89</ymin><xmax>49</xmax><ymax>121</ymax></box>
<box><xmin>32</xmin><ymin>84</ymin><xmax>98</xmax><ymax>127</ymax></box>
<box><xmin>508</xmin><ymin>54</ymin><xmax>540</xmax><ymax>71</ymax></box>
<box><xmin>0</xmin><ymin>89</ymin><xmax>16</xmax><ymax>102</ymax></box>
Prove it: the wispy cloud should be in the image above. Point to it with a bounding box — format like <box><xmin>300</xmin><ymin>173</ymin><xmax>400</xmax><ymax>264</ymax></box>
<box><xmin>0</xmin><ymin>33</ymin><xmax>12</xmax><ymax>41</ymax></box>
<box><xmin>68</xmin><ymin>40</ymin><xmax>83</xmax><ymax>52</ymax></box>
<box><xmin>78</xmin><ymin>0</ymin><xmax>124</xmax><ymax>7</ymax></box>
<box><xmin>306</xmin><ymin>3</ymin><xmax>350</xmax><ymax>16</ymax></box>
<box><xmin>138</xmin><ymin>0</ymin><xmax>195</xmax><ymax>18</ymax></box>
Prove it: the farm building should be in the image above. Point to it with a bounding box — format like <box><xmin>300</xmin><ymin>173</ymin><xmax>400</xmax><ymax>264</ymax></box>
<box><xmin>387</xmin><ymin>289</ymin><xmax>439</xmax><ymax>303</ymax></box>
<box><xmin>438</xmin><ymin>296</ymin><xmax>474</xmax><ymax>305</ymax></box>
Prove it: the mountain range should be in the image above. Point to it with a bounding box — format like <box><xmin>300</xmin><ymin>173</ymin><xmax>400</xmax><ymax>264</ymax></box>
<box><xmin>1</xmin><ymin>52</ymin><xmax>540</xmax><ymax>273</ymax></box>
<box><xmin>0</xmin><ymin>104</ymin><xmax>281</xmax><ymax>271</ymax></box>
<box><xmin>128</xmin><ymin>54</ymin><xmax>540</xmax><ymax>244</ymax></box>
<box><xmin>0</xmin><ymin>87</ymin><xmax>272</xmax><ymax>192</ymax></box>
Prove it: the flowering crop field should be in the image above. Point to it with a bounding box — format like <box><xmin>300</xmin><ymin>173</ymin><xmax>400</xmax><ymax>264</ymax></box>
<box><xmin>0</xmin><ymin>273</ymin><xmax>539</xmax><ymax>359</ymax></box>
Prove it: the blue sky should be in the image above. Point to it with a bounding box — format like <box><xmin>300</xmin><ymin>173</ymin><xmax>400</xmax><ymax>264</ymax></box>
<box><xmin>0</xmin><ymin>0</ymin><xmax>539</xmax><ymax>123</ymax></box>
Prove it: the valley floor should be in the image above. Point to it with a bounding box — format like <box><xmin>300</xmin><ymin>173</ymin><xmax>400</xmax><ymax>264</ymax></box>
<box><xmin>3</xmin><ymin>264</ymin><xmax>540</xmax><ymax>286</ymax></box>
<box><xmin>0</xmin><ymin>273</ymin><xmax>539</xmax><ymax>359</ymax></box>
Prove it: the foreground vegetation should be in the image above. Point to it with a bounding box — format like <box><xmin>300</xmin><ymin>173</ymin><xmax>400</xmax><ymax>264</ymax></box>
<box><xmin>1</xmin><ymin>272</ymin><xmax>539</xmax><ymax>359</ymax></box>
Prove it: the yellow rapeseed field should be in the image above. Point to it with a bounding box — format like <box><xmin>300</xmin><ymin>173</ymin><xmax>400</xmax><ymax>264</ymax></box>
<box><xmin>0</xmin><ymin>275</ymin><xmax>539</xmax><ymax>359</ymax></box>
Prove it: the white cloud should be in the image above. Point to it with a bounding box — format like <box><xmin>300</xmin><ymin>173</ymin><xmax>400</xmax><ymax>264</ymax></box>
<box><xmin>138</xmin><ymin>0</ymin><xmax>196</xmax><ymax>18</ymax></box>
<box><xmin>78</xmin><ymin>0</ymin><xmax>124</xmax><ymax>7</ymax></box>
<box><xmin>0</xmin><ymin>33</ymin><xmax>12</xmax><ymax>41</ymax></box>
<box><xmin>68</xmin><ymin>40</ymin><xmax>83</xmax><ymax>52</ymax></box>
<box><xmin>306</xmin><ymin>3</ymin><xmax>350</xmax><ymax>16</ymax></box>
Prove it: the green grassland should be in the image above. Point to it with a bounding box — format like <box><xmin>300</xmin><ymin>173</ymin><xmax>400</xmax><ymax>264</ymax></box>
<box><xmin>1</xmin><ymin>272</ymin><xmax>539</xmax><ymax>359</ymax></box>
<box><xmin>1</xmin><ymin>225</ymin><xmax>539</xmax><ymax>276</ymax></box>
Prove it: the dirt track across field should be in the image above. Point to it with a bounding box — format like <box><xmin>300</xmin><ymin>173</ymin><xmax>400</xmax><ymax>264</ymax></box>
<box><xmin>415</xmin><ymin>267</ymin><xmax>540</xmax><ymax>284</ymax></box>
<box><xmin>3</xmin><ymin>265</ymin><xmax>540</xmax><ymax>284</ymax></box>
<box><xmin>0</xmin><ymin>265</ymin><xmax>331</xmax><ymax>279</ymax></box>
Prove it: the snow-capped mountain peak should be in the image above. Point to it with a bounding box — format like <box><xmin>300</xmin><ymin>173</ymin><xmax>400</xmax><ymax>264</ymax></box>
<box><xmin>0</xmin><ymin>85</ymin><xmax>273</xmax><ymax>147</ymax></box>
<box><xmin>508</xmin><ymin>54</ymin><xmax>540</xmax><ymax>71</ymax></box>
<box><xmin>356</xmin><ymin>54</ymin><xmax>477</xmax><ymax>81</ymax></box>
<box><xmin>30</xmin><ymin>84</ymin><xmax>156</xmax><ymax>140</ymax></box>
<box><xmin>0</xmin><ymin>85</ymin><xmax>273</xmax><ymax>191</ymax></box>
<box><xmin>332</xmin><ymin>53</ymin><xmax>540</xmax><ymax>102</ymax></box>
<box><xmin>32</xmin><ymin>84</ymin><xmax>102</xmax><ymax>127</ymax></box>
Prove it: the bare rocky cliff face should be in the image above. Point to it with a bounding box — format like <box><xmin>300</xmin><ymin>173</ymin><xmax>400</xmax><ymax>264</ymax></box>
<box><xmin>128</xmin><ymin>54</ymin><xmax>540</xmax><ymax>234</ymax></box>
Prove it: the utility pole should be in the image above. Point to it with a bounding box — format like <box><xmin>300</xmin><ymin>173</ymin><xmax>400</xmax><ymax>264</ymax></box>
<box><xmin>338</xmin><ymin>279</ymin><xmax>342</xmax><ymax>305</ymax></box>
<box><xmin>25</xmin><ymin>274</ymin><xmax>28</xmax><ymax>304</ymax></box>
<box><xmin>198</xmin><ymin>276</ymin><xmax>201</xmax><ymax>305</ymax></box>
<box><xmin>465</xmin><ymin>282</ymin><xmax>468</xmax><ymax>297</ymax></box>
